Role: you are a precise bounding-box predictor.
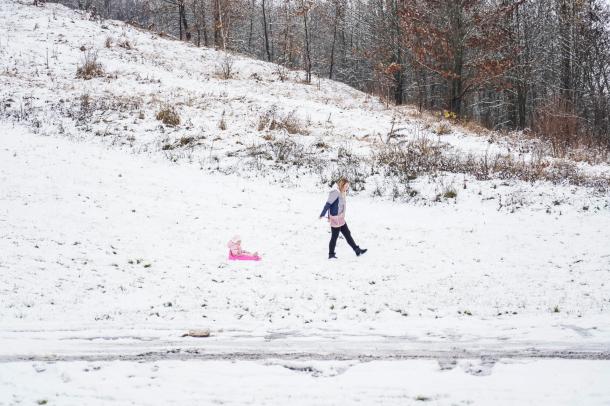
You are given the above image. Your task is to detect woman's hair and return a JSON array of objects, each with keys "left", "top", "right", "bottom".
[{"left": 337, "top": 177, "right": 349, "bottom": 195}]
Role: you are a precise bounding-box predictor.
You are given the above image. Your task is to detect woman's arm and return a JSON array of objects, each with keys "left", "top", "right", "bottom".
[{"left": 319, "top": 189, "right": 339, "bottom": 217}]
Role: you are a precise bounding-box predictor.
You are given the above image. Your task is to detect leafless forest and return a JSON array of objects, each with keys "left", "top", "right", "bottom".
[{"left": 53, "top": 0, "right": 610, "bottom": 149}]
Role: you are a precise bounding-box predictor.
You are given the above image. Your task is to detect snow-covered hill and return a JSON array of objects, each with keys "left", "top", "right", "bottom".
[
  {"left": 1, "top": 2, "right": 610, "bottom": 405},
  {"left": 1, "top": 0, "right": 609, "bottom": 210}
]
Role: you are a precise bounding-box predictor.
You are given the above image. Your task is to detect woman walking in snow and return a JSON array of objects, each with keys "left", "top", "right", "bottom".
[{"left": 319, "top": 177, "right": 367, "bottom": 259}]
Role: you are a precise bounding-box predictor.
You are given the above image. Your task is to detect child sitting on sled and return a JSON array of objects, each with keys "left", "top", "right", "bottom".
[{"left": 227, "top": 235, "right": 261, "bottom": 261}]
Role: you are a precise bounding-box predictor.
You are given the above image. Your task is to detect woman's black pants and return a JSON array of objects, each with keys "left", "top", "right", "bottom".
[{"left": 329, "top": 224, "right": 359, "bottom": 255}]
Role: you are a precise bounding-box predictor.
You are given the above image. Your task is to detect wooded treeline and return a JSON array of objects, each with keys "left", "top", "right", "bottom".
[{"left": 59, "top": 0, "right": 610, "bottom": 144}]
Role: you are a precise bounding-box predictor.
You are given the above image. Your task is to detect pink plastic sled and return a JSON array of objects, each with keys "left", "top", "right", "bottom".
[{"left": 228, "top": 252, "right": 261, "bottom": 261}]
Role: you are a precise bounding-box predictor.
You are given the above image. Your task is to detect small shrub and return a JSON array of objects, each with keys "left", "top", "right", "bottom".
[
  {"left": 117, "top": 36, "right": 132, "bottom": 50},
  {"left": 156, "top": 106, "right": 180, "bottom": 126},
  {"left": 371, "top": 184, "right": 384, "bottom": 197},
  {"left": 77, "top": 92, "right": 95, "bottom": 123},
  {"left": 392, "top": 185, "right": 401, "bottom": 201},
  {"left": 443, "top": 188, "right": 457, "bottom": 199},
  {"left": 245, "top": 143, "right": 273, "bottom": 170},
  {"left": 76, "top": 50, "right": 104, "bottom": 80},
  {"left": 375, "top": 136, "right": 445, "bottom": 181},
  {"left": 179, "top": 136, "right": 194, "bottom": 146},
  {"left": 257, "top": 106, "right": 277, "bottom": 131},
  {"left": 385, "top": 184, "right": 418, "bottom": 201},
  {"left": 314, "top": 139, "right": 329, "bottom": 150},
  {"left": 104, "top": 36, "right": 113, "bottom": 48},
  {"left": 460, "top": 119, "right": 489, "bottom": 136},
  {"left": 276, "top": 110, "right": 306, "bottom": 135},
  {"left": 534, "top": 96, "right": 580, "bottom": 158},
  {"left": 268, "top": 137, "right": 302, "bottom": 163},
  {"left": 274, "top": 64, "right": 289, "bottom": 82},
  {"left": 443, "top": 110, "right": 457, "bottom": 120},
  {"left": 434, "top": 122, "right": 452, "bottom": 135},
  {"left": 258, "top": 113, "right": 271, "bottom": 132},
  {"left": 331, "top": 147, "right": 369, "bottom": 192},
  {"left": 257, "top": 108, "right": 307, "bottom": 135},
  {"left": 217, "top": 54, "right": 235, "bottom": 79},
  {"left": 218, "top": 111, "right": 227, "bottom": 130}
]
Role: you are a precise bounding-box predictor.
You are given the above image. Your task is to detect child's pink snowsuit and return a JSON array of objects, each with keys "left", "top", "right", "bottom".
[{"left": 227, "top": 236, "right": 261, "bottom": 261}]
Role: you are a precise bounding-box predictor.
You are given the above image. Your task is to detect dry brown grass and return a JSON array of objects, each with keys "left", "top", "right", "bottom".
[
  {"left": 161, "top": 136, "right": 203, "bottom": 151},
  {"left": 156, "top": 106, "right": 180, "bottom": 126},
  {"left": 508, "top": 127, "right": 610, "bottom": 166},
  {"left": 218, "top": 113, "right": 227, "bottom": 131},
  {"left": 534, "top": 96, "right": 581, "bottom": 158},
  {"left": 459, "top": 119, "right": 490, "bottom": 136},
  {"left": 434, "top": 122, "right": 452, "bottom": 135},
  {"left": 76, "top": 50, "right": 104, "bottom": 80},
  {"left": 117, "top": 37, "right": 133, "bottom": 50},
  {"left": 257, "top": 109, "right": 308, "bottom": 135},
  {"left": 257, "top": 114, "right": 270, "bottom": 132},
  {"left": 375, "top": 138, "right": 610, "bottom": 189},
  {"left": 529, "top": 96, "right": 609, "bottom": 164}
]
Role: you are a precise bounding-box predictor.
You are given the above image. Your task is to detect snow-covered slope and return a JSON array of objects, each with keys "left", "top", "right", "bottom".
[
  {"left": 2, "top": 121, "right": 610, "bottom": 346},
  {"left": 2, "top": 0, "right": 608, "bottom": 210},
  {"left": 1, "top": 0, "right": 392, "bottom": 156},
  {"left": 1, "top": 2, "right": 610, "bottom": 404}
]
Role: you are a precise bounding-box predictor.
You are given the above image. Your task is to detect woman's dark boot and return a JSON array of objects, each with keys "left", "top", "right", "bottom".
[
  {"left": 356, "top": 248, "right": 367, "bottom": 256},
  {"left": 329, "top": 253, "right": 338, "bottom": 259}
]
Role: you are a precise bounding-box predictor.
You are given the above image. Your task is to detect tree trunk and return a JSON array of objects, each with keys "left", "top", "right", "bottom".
[
  {"left": 391, "top": 0, "right": 403, "bottom": 105},
  {"left": 558, "top": 0, "right": 574, "bottom": 102},
  {"left": 329, "top": 3, "right": 340, "bottom": 79},
  {"left": 262, "top": 0, "right": 272, "bottom": 61},
  {"left": 450, "top": 77, "right": 463, "bottom": 115},
  {"left": 214, "top": 0, "right": 222, "bottom": 49},
  {"left": 180, "top": 3, "right": 189, "bottom": 41},
  {"left": 248, "top": 0, "right": 254, "bottom": 52},
  {"left": 448, "top": 2, "right": 465, "bottom": 115},
  {"left": 302, "top": 3, "right": 312, "bottom": 83},
  {"left": 178, "top": 3, "right": 183, "bottom": 40},
  {"left": 202, "top": 3, "right": 209, "bottom": 47}
]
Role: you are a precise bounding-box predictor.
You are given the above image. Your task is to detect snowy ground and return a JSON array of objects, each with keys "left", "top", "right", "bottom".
[
  {"left": 2, "top": 122, "right": 610, "bottom": 337},
  {"left": 2, "top": 124, "right": 610, "bottom": 404},
  {"left": 4, "top": 359, "right": 610, "bottom": 406},
  {"left": 2, "top": 1, "right": 610, "bottom": 404}
]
